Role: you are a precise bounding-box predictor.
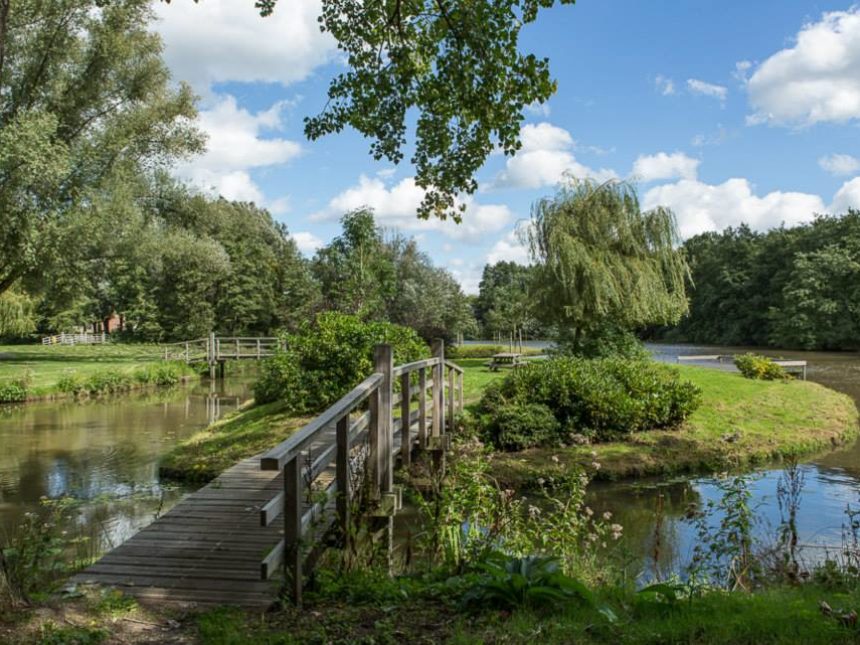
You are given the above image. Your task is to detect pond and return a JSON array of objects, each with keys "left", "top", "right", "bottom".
[
  {"left": 586, "top": 342, "right": 860, "bottom": 580},
  {"left": 0, "top": 377, "right": 252, "bottom": 550}
]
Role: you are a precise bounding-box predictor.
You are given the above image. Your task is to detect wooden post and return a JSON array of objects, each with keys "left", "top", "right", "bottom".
[
  {"left": 257, "top": 338, "right": 262, "bottom": 359},
  {"left": 447, "top": 364, "right": 455, "bottom": 432},
  {"left": 399, "top": 372, "right": 411, "bottom": 466},
  {"left": 458, "top": 371, "right": 464, "bottom": 414},
  {"left": 335, "top": 416, "right": 351, "bottom": 541},
  {"left": 284, "top": 455, "right": 303, "bottom": 604},
  {"left": 373, "top": 344, "right": 394, "bottom": 494},
  {"left": 431, "top": 340, "right": 445, "bottom": 438},
  {"left": 185, "top": 342, "right": 190, "bottom": 363},
  {"left": 418, "top": 367, "right": 427, "bottom": 448}
]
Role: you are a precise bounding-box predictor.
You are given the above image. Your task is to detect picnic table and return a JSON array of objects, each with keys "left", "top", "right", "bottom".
[{"left": 487, "top": 352, "right": 524, "bottom": 371}]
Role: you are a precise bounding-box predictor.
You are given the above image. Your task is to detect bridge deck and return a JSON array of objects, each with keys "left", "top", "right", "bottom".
[{"left": 73, "top": 457, "right": 287, "bottom": 608}]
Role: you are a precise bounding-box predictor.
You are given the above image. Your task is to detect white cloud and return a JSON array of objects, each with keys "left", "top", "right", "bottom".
[
  {"left": 687, "top": 79, "right": 728, "bottom": 101},
  {"left": 175, "top": 95, "right": 299, "bottom": 211},
  {"left": 832, "top": 177, "right": 860, "bottom": 213},
  {"left": 819, "top": 154, "right": 860, "bottom": 176},
  {"left": 525, "top": 101, "right": 551, "bottom": 117},
  {"left": 486, "top": 229, "right": 530, "bottom": 265},
  {"left": 314, "top": 175, "right": 514, "bottom": 242},
  {"left": 746, "top": 8, "right": 860, "bottom": 125},
  {"left": 655, "top": 75, "right": 675, "bottom": 96},
  {"left": 291, "top": 231, "right": 324, "bottom": 254},
  {"left": 643, "top": 178, "right": 827, "bottom": 238},
  {"left": 493, "top": 122, "right": 616, "bottom": 189},
  {"left": 631, "top": 152, "right": 700, "bottom": 182},
  {"left": 153, "top": 0, "right": 336, "bottom": 94}
]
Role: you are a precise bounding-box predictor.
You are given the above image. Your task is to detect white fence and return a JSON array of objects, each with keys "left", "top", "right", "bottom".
[{"left": 41, "top": 332, "right": 107, "bottom": 346}]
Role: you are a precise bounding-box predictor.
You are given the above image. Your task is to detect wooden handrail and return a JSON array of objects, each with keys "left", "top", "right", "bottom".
[
  {"left": 260, "top": 372, "right": 384, "bottom": 471},
  {"left": 258, "top": 341, "right": 464, "bottom": 603},
  {"left": 392, "top": 356, "right": 441, "bottom": 377}
]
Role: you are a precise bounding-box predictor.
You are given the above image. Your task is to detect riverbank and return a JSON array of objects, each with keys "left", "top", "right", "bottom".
[
  {"left": 156, "top": 358, "right": 859, "bottom": 487},
  {"left": 0, "top": 343, "right": 197, "bottom": 402},
  {"left": 158, "top": 400, "right": 309, "bottom": 482},
  {"left": 490, "top": 364, "right": 860, "bottom": 485}
]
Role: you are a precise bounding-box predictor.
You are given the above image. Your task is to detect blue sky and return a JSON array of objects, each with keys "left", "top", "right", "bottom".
[{"left": 153, "top": 0, "right": 860, "bottom": 292}]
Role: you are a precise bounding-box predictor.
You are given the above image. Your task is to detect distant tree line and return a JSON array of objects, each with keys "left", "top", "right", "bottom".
[{"left": 660, "top": 210, "right": 860, "bottom": 351}]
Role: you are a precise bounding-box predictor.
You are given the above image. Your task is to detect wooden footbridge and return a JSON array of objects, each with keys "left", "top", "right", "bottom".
[
  {"left": 74, "top": 341, "right": 464, "bottom": 608},
  {"left": 163, "top": 333, "right": 282, "bottom": 378}
]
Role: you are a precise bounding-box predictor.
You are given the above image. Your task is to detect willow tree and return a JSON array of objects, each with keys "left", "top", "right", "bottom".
[{"left": 528, "top": 180, "right": 690, "bottom": 354}]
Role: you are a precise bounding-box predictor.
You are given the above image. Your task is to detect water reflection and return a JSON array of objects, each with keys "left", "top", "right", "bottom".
[
  {"left": 585, "top": 343, "right": 860, "bottom": 579},
  {"left": 0, "top": 377, "right": 252, "bottom": 548}
]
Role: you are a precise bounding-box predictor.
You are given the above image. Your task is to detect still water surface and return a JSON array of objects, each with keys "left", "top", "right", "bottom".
[
  {"left": 591, "top": 343, "right": 860, "bottom": 578},
  {"left": 4, "top": 343, "right": 860, "bottom": 577},
  {"left": 0, "top": 378, "right": 251, "bottom": 548}
]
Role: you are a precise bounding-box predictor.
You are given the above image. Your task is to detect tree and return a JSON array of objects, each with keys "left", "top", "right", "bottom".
[
  {"left": 528, "top": 180, "right": 689, "bottom": 353},
  {"left": 385, "top": 235, "right": 476, "bottom": 342},
  {"left": 0, "top": 0, "right": 202, "bottom": 297},
  {"left": 474, "top": 261, "right": 542, "bottom": 339},
  {"left": 171, "top": 0, "right": 574, "bottom": 223},
  {"left": 312, "top": 210, "right": 397, "bottom": 319}
]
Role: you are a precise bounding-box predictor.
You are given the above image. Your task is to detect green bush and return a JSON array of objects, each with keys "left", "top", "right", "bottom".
[
  {"left": 479, "top": 357, "right": 701, "bottom": 445},
  {"left": 486, "top": 403, "right": 560, "bottom": 451},
  {"left": 254, "top": 312, "right": 429, "bottom": 412},
  {"left": 0, "top": 377, "right": 28, "bottom": 403},
  {"left": 733, "top": 353, "right": 787, "bottom": 380}
]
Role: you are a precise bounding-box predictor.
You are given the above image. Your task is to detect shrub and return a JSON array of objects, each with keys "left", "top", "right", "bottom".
[
  {"left": 479, "top": 357, "right": 701, "bottom": 445},
  {"left": 485, "top": 403, "right": 560, "bottom": 451},
  {"left": 0, "top": 378, "right": 28, "bottom": 403},
  {"left": 255, "top": 312, "right": 429, "bottom": 411},
  {"left": 734, "top": 353, "right": 787, "bottom": 380}
]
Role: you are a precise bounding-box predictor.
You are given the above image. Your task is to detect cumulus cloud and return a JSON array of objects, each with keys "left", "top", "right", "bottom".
[
  {"left": 291, "top": 231, "right": 324, "bottom": 255},
  {"left": 492, "top": 122, "right": 616, "bottom": 189},
  {"left": 174, "top": 95, "right": 300, "bottom": 212},
  {"left": 314, "top": 175, "right": 514, "bottom": 241},
  {"left": 746, "top": 8, "right": 860, "bottom": 125},
  {"left": 631, "top": 152, "right": 700, "bottom": 182},
  {"left": 687, "top": 79, "right": 728, "bottom": 101},
  {"left": 643, "top": 176, "right": 860, "bottom": 238},
  {"left": 654, "top": 75, "right": 676, "bottom": 96},
  {"left": 643, "top": 179, "right": 824, "bottom": 238},
  {"left": 819, "top": 154, "right": 860, "bottom": 176},
  {"left": 153, "top": 0, "right": 336, "bottom": 93},
  {"left": 486, "top": 229, "right": 531, "bottom": 265},
  {"left": 832, "top": 177, "right": 860, "bottom": 213}
]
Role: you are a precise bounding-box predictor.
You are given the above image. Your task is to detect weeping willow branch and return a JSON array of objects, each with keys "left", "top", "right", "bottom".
[{"left": 528, "top": 179, "right": 690, "bottom": 345}]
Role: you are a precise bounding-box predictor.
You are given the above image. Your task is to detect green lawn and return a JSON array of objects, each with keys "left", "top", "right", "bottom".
[
  {"left": 0, "top": 343, "right": 181, "bottom": 398},
  {"left": 490, "top": 363, "right": 860, "bottom": 483}
]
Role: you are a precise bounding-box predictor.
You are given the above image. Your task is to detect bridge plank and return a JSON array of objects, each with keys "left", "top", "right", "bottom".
[{"left": 72, "top": 454, "right": 283, "bottom": 609}]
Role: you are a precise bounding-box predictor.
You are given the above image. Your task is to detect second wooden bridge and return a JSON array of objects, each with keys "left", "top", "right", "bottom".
[
  {"left": 163, "top": 333, "right": 282, "bottom": 378},
  {"left": 75, "top": 341, "right": 464, "bottom": 607}
]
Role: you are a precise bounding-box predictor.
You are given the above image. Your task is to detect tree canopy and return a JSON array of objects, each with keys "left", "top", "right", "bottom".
[
  {"left": 667, "top": 210, "right": 860, "bottom": 350},
  {"left": 0, "top": 0, "right": 202, "bottom": 298},
  {"left": 528, "top": 180, "right": 689, "bottom": 352},
  {"left": 171, "top": 0, "right": 575, "bottom": 223}
]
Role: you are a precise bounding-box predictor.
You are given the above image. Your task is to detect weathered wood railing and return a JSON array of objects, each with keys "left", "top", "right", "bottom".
[
  {"left": 258, "top": 340, "right": 464, "bottom": 603},
  {"left": 163, "top": 333, "right": 281, "bottom": 376}
]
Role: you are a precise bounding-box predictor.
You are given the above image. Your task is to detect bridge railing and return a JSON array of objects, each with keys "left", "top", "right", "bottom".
[
  {"left": 162, "top": 335, "right": 281, "bottom": 363},
  {"left": 258, "top": 340, "right": 464, "bottom": 603}
]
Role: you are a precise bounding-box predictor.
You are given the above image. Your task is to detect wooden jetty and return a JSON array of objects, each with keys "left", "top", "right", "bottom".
[
  {"left": 677, "top": 353, "right": 808, "bottom": 380},
  {"left": 74, "top": 341, "right": 464, "bottom": 608}
]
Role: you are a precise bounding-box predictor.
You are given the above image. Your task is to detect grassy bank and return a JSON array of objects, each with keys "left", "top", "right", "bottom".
[
  {"left": 5, "top": 579, "right": 860, "bottom": 644},
  {"left": 159, "top": 400, "right": 309, "bottom": 482},
  {"left": 488, "top": 364, "right": 860, "bottom": 484},
  {"left": 158, "top": 357, "right": 860, "bottom": 484},
  {"left": 0, "top": 343, "right": 196, "bottom": 402}
]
